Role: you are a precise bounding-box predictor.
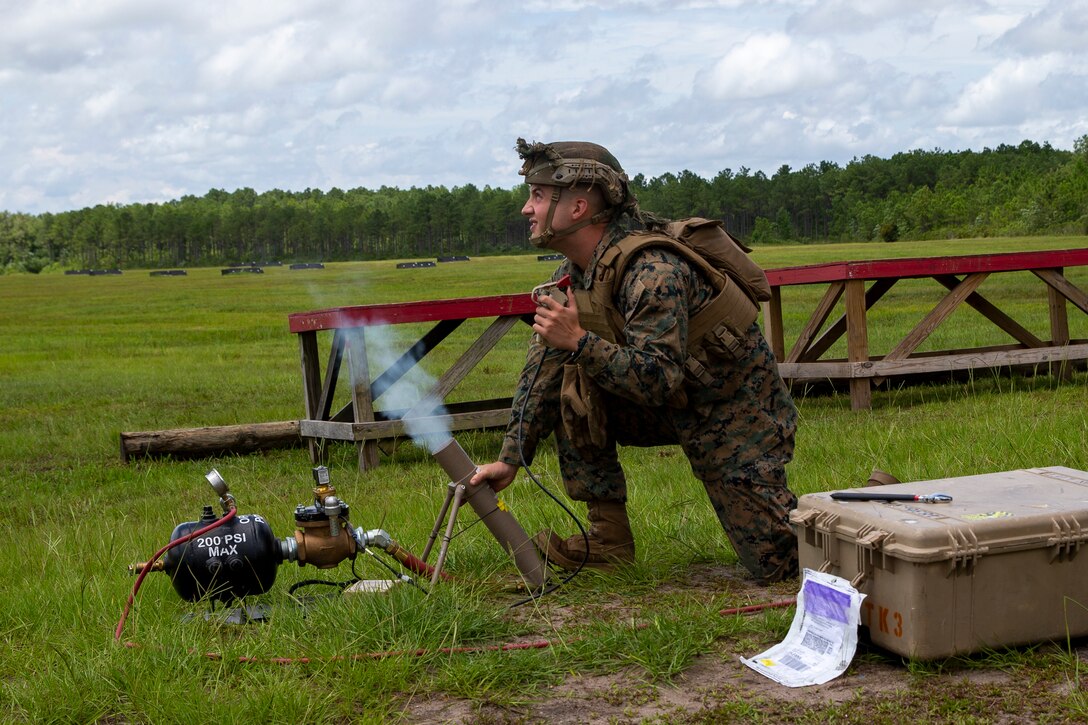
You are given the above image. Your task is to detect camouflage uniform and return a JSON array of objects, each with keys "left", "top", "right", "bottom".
[{"left": 500, "top": 223, "right": 799, "bottom": 581}]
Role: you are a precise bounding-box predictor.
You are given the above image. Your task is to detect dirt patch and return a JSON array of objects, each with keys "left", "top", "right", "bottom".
[
  {"left": 401, "top": 564, "right": 1087, "bottom": 724},
  {"left": 404, "top": 650, "right": 928, "bottom": 723},
  {"left": 408, "top": 644, "right": 1086, "bottom": 724}
]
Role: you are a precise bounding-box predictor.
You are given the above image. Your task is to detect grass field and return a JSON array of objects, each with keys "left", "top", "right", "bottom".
[{"left": 2, "top": 235, "right": 1088, "bottom": 723}]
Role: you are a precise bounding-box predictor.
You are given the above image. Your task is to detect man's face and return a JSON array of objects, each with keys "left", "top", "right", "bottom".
[{"left": 522, "top": 184, "right": 556, "bottom": 239}]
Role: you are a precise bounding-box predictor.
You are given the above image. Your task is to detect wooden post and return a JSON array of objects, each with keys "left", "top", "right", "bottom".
[
  {"left": 763, "top": 289, "right": 785, "bottom": 361},
  {"left": 1046, "top": 267, "right": 1072, "bottom": 380},
  {"left": 345, "top": 329, "right": 380, "bottom": 471},
  {"left": 1047, "top": 267, "right": 1071, "bottom": 346},
  {"left": 844, "top": 279, "right": 871, "bottom": 410},
  {"left": 298, "top": 331, "right": 323, "bottom": 463}
]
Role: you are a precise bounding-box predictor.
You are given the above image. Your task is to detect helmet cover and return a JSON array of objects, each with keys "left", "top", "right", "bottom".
[{"left": 515, "top": 138, "right": 635, "bottom": 211}]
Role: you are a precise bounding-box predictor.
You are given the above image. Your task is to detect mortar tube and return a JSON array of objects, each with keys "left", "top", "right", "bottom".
[{"left": 431, "top": 438, "right": 546, "bottom": 589}]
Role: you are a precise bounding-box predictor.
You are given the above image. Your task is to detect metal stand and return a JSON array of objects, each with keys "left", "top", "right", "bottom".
[{"left": 421, "top": 481, "right": 468, "bottom": 586}]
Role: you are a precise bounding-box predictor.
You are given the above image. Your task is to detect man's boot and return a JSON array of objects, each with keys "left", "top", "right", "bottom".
[{"left": 533, "top": 500, "right": 635, "bottom": 571}]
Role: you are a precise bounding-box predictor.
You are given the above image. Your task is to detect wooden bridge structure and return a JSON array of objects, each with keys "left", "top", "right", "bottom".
[{"left": 287, "top": 248, "right": 1088, "bottom": 470}]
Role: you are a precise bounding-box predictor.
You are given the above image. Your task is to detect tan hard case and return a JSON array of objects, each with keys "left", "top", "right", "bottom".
[{"left": 790, "top": 466, "right": 1088, "bottom": 660}]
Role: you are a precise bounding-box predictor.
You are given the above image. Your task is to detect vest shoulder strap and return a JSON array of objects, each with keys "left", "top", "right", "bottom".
[{"left": 585, "top": 232, "right": 756, "bottom": 352}]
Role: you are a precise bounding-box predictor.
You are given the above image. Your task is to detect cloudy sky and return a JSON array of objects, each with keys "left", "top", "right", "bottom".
[{"left": 3, "top": 0, "right": 1086, "bottom": 215}]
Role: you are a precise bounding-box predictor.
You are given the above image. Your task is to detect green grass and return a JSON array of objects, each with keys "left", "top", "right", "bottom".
[{"left": 2, "top": 237, "right": 1088, "bottom": 722}]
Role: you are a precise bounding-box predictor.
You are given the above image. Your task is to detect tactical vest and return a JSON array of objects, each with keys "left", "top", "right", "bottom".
[{"left": 572, "top": 219, "right": 769, "bottom": 386}]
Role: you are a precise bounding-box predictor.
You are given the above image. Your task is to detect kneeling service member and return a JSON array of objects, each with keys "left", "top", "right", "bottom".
[{"left": 471, "top": 138, "right": 798, "bottom": 583}]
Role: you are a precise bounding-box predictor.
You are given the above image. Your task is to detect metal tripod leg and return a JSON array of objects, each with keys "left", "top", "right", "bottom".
[
  {"left": 422, "top": 481, "right": 458, "bottom": 563},
  {"left": 424, "top": 482, "right": 467, "bottom": 586}
]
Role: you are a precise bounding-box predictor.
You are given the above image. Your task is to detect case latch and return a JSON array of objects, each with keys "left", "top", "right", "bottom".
[
  {"left": 945, "top": 529, "right": 984, "bottom": 576},
  {"left": 791, "top": 508, "right": 840, "bottom": 571},
  {"left": 855, "top": 525, "right": 892, "bottom": 580},
  {"left": 1048, "top": 515, "right": 1088, "bottom": 562}
]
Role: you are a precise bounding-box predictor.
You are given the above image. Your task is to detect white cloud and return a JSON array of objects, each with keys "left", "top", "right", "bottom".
[
  {"left": 82, "top": 86, "right": 127, "bottom": 119},
  {"left": 200, "top": 25, "right": 315, "bottom": 90},
  {"left": 0, "top": 0, "right": 1082, "bottom": 215},
  {"left": 786, "top": 0, "right": 951, "bottom": 35},
  {"left": 994, "top": 0, "right": 1088, "bottom": 54},
  {"left": 698, "top": 32, "right": 845, "bottom": 100},
  {"left": 946, "top": 54, "right": 1066, "bottom": 125}
]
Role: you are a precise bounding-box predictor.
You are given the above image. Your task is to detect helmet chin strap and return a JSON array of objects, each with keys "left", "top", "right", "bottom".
[{"left": 529, "top": 187, "right": 612, "bottom": 249}]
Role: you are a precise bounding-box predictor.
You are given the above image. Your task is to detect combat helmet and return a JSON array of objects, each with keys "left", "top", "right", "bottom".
[{"left": 516, "top": 137, "right": 638, "bottom": 248}]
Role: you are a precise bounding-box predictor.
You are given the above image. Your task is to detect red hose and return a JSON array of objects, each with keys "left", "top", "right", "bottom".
[
  {"left": 193, "top": 599, "right": 798, "bottom": 664},
  {"left": 387, "top": 543, "right": 452, "bottom": 581},
  {"left": 719, "top": 598, "right": 796, "bottom": 616},
  {"left": 231, "top": 639, "right": 555, "bottom": 664},
  {"left": 114, "top": 507, "right": 238, "bottom": 642},
  {"left": 193, "top": 598, "right": 797, "bottom": 664}
]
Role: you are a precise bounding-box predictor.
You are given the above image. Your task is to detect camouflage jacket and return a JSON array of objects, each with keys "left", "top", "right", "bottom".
[{"left": 499, "top": 223, "right": 793, "bottom": 468}]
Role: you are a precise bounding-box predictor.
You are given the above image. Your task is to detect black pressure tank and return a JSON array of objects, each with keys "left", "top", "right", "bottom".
[{"left": 162, "top": 506, "right": 282, "bottom": 602}]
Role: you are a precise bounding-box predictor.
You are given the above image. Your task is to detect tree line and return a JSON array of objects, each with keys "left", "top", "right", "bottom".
[{"left": 2, "top": 137, "right": 1086, "bottom": 273}]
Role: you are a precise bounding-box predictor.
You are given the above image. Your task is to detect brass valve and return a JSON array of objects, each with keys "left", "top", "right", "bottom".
[
  {"left": 290, "top": 519, "right": 357, "bottom": 569},
  {"left": 285, "top": 466, "right": 357, "bottom": 569}
]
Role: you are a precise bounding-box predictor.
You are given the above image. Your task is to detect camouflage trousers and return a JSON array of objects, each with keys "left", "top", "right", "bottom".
[{"left": 553, "top": 393, "right": 798, "bottom": 582}]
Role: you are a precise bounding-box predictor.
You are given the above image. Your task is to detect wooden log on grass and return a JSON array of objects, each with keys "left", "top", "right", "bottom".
[{"left": 120, "top": 421, "right": 303, "bottom": 462}]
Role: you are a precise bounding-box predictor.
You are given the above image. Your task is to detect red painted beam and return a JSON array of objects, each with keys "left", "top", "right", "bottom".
[
  {"left": 289, "top": 247, "right": 1088, "bottom": 333},
  {"left": 766, "top": 248, "right": 1088, "bottom": 287},
  {"left": 288, "top": 293, "right": 537, "bottom": 333}
]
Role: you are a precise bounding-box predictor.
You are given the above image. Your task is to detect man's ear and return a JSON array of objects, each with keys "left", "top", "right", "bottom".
[{"left": 569, "top": 195, "right": 591, "bottom": 221}]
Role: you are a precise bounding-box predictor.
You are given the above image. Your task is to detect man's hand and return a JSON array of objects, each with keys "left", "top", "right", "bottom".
[
  {"left": 470, "top": 461, "right": 518, "bottom": 493},
  {"left": 533, "top": 288, "right": 584, "bottom": 351}
]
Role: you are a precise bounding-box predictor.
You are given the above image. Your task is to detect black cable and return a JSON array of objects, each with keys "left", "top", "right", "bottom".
[
  {"left": 288, "top": 578, "right": 352, "bottom": 596},
  {"left": 360, "top": 547, "right": 430, "bottom": 595},
  {"left": 507, "top": 346, "right": 590, "bottom": 608},
  {"left": 342, "top": 519, "right": 431, "bottom": 595},
  {"left": 285, "top": 554, "right": 429, "bottom": 604}
]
